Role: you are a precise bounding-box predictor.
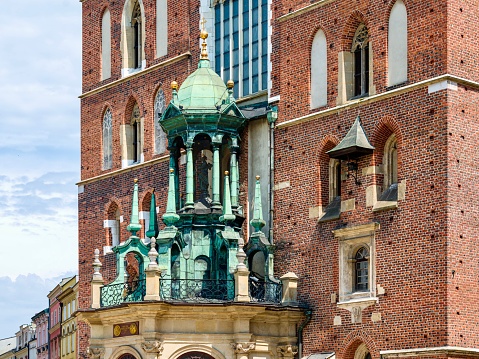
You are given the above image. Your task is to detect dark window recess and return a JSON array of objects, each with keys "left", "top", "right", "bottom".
[{"left": 354, "top": 247, "right": 369, "bottom": 291}]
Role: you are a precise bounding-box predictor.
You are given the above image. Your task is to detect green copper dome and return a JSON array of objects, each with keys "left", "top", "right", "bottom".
[{"left": 177, "top": 59, "right": 228, "bottom": 110}]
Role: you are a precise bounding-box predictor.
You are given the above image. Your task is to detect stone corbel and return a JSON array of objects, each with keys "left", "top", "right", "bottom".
[
  {"left": 231, "top": 342, "right": 255, "bottom": 354},
  {"left": 86, "top": 347, "right": 105, "bottom": 359},
  {"left": 141, "top": 341, "right": 164, "bottom": 359},
  {"left": 277, "top": 345, "right": 298, "bottom": 358}
]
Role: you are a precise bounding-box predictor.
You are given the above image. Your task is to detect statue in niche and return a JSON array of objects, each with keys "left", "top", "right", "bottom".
[{"left": 198, "top": 155, "right": 212, "bottom": 199}]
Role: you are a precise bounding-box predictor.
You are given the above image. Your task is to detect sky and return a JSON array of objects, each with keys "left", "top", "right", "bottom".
[{"left": 0, "top": 0, "right": 81, "bottom": 338}]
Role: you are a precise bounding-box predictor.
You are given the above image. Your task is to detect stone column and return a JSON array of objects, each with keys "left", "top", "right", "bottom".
[
  {"left": 212, "top": 143, "right": 221, "bottom": 207},
  {"left": 185, "top": 143, "right": 194, "bottom": 208},
  {"left": 168, "top": 147, "right": 180, "bottom": 210},
  {"left": 230, "top": 141, "right": 239, "bottom": 208}
]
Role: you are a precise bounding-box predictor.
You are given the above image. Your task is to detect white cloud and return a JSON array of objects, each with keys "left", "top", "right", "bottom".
[
  {"left": 0, "top": 0, "right": 81, "bottom": 335},
  {"left": 0, "top": 272, "right": 76, "bottom": 339}
]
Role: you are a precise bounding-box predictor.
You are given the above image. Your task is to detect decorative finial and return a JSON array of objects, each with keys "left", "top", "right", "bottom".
[
  {"left": 200, "top": 18, "right": 209, "bottom": 60},
  {"left": 170, "top": 168, "right": 174, "bottom": 173},
  {"left": 126, "top": 179, "right": 142, "bottom": 236},
  {"left": 220, "top": 171, "right": 235, "bottom": 223},
  {"left": 250, "top": 175, "right": 265, "bottom": 233},
  {"left": 171, "top": 81, "right": 178, "bottom": 90},
  {"left": 227, "top": 80, "right": 234, "bottom": 89},
  {"left": 92, "top": 249, "right": 103, "bottom": 281}
]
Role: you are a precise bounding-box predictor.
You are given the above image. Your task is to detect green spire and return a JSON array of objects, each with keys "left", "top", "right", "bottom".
[
  {"left": 250, "top": 175, "right": 265, "bottom": 233},
  {"left": 127, "top": 179, "right": 142, "bottom": 236},
  {"left": 162, "top": 168, "right": 180, "bottom": 227},
  {"left": 220, "top": 171, "right": 235, "bottom": 223},
  {"left": 145, "top": 190, "right": 159, "bottom": 238}
]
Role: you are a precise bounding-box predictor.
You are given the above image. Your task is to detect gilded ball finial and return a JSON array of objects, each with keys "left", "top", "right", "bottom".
[
  {"left": 256, "top": 175, "right": 260, "bottom": 180},
  {"left": 200, "top": 29, "right": 208, "bottom": 40},
  {"left": 171, "top": 81, "right": 178, "bottom": 90},
  {"left": 227, "top": 80, "right": 234, "bottom": 89},
  {"left": 134, "top": 178, "right": 138, "bottom": 183},
  {"left": 225, "top": 171, "right": 229, "bottom": 176},
  {"left": 170, "top": 168, "right": 174, "bottom": 173}
]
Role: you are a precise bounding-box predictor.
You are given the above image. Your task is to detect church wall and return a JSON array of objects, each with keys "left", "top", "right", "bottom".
[
  {"left": 445, "top": 85, "right": 479, "bottom": 348},
  {"left": 272, "top": 86, "right": 451, "bottom": 357},
  {"left": 270, "top": 0, "right": 449, "bottom": 118}
]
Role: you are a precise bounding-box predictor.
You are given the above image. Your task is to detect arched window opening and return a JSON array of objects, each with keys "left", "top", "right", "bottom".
[
  {"left": 140, "top": 192, "right": 153, "bottom": 240},
  {"left": 352, "top": 24, "right": 369, "bottom": 98},
  {"left": 121, "top": 0, "right": 145, "bottom": 76},
  {"left": 354, "top": 246, "right": 369, "bottom": 292},
  {"left": 329, "top": 158, "right": 341, "bottom": 202},
  {"left": 132, "top": 1, "right": 142, "bottom": 69},
  {"left": 105, "top": 203, "right": 121, "bottom": 253},
  {"left": 384, "top": 134, "right": 398, "bottom": 188},
  {"left": 311, "top": 29, "right": 327, "bottom": 108},
  {"left": 388, "top": 0, "right": 408, "bottom": 86},
  {"left": 124, "top": 252, "right": 142, "bottom": 293},
  {"left": 177, "top": 352, "right": 215, "bottom": 359},
  {"left": 101, "top": 9, "right": 111, "bottom": 80},
  {"left": 194, "top": 256, "right": 211, "bottom": 280},
  {"left": 249, "top": 251, "right": 265, "bottom": 279},
  {"left": 122, "top": 103, "right": 143, "bottom": 167},
  {"left": 154, "top": 88, "right": 167, "bottom": 154},
  {"left": 102, "top": 109, "right": 113, "bottom": 170}
]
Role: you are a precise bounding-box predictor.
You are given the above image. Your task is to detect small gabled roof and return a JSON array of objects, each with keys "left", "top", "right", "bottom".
[{"left": 327, "top": 115, "right": 374, "bottom": 159}]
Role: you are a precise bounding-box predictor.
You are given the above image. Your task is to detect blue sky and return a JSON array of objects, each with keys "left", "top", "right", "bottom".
[{"left": 0, "top": 0, "right": 81, "bottom": 338}]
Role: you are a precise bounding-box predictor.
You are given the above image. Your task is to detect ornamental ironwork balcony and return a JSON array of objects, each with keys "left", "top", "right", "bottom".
[
  {"left": 160, "top": 278, "right": 235, "bottom": 303},
  {"left": 100, "top": 277, "right": 146, "bottom": 307},
  {"left": 249, "top": 278, "right": 283, "bottom": 303}
]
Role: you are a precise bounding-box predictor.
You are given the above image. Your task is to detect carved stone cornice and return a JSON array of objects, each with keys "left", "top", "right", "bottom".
[
  {"left": 231, "top": 342, "right": 255, "bottom": 354},
  {"left": 277, "top": 345, "right": 298, "bottom": 357},
  {"left": 86, "top": 347, "right": 105, "bottom": 359}
]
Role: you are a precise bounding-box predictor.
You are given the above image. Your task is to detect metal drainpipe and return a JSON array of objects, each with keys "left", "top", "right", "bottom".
[
  {"left": 298, "top": 309, "right": 313, "bottom": 359},
  {"left": 267, "top": 106, "right": 278, "bottom": 244}
]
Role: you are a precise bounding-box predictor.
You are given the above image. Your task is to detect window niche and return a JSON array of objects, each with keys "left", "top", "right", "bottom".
[
  {"left": 102, "top": 108, "right": 113, "bottom": 170},
  {"left": 121, "top": 0, "right": 146, "bottom": 77},
  {"left": 333, "top": 222, "right": 379, "bottom": 305},
  {"left": 154, "top": 88, "right": 167, "bottom": 154},
  {"left": 101, "top": 9, "right": 111, "bottom": 80},
  {"left": 388, "top": 0, "right": 408, "bottom": 86},
  {"left": 372, "top": 133, "right": 404, "bottom": 211},
  {"left": 121, "top": 103, "right": 144, "bottom": 168},
  {"left": 337, "top": 24, "right": 375, "bottom": 104}
]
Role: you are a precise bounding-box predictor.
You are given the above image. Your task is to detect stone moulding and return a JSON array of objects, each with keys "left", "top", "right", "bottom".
[
  {"left": 380, "top": 347, "right": 479, "bottom": 358},
  {"left": 276, "top": 75, "right": 479, "bottom": 129}
]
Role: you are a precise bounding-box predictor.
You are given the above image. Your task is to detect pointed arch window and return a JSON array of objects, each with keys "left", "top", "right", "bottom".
[
  {"left": 102, "top": 109, "right": 113, "bottom": 170},
  {"left": 122, "top": 103, "right": 143, "bottom": 167},
  {"left": 121, "top": 0, "right": 145, "bottom": 76},
  {"left": 154, "top": 88, "right": 167, "bottom": 154},
  {"left": 352, "top": 24, "right": 369, "bottom": 98},
  {"left": 101, "top": 9, "right": 111, "bottom": 80},
  {"left": 311, "top": 29, "right": 327, "bottom": 108},
  {"left": 354, "top": 247, "right": 369, "bottom": 292},
  {"left": 388, "top": 0, "right": 408, "bottom": 86},
  {"left": 132, "top": 2, "right": 142, "bottom": 69}
]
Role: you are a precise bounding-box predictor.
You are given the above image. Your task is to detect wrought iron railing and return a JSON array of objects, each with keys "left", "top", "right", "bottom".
[
  {"left": 249, "top": 279, "right": 283, "bottom": 303},
  {"left": 100, "top": 278, "right": 146, "bottom": 307},
  {"left": 160, "top": 278, "right": 235, "bottom": 302}
]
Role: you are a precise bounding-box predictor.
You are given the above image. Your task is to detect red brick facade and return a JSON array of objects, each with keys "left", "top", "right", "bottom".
[{"left": 78, "top": 0, "right": 479, "bottom": 359}]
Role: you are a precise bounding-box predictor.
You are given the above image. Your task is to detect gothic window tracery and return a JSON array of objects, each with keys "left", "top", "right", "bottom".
[
  {"left": 103, "top": 109, "right": 113, "bottom": 170},
  {"left": 352, "top": 24, "right": 369, "bottom": 98},
  {"left": 154, "top": 88, "right": 167, "bottom": 154}
]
